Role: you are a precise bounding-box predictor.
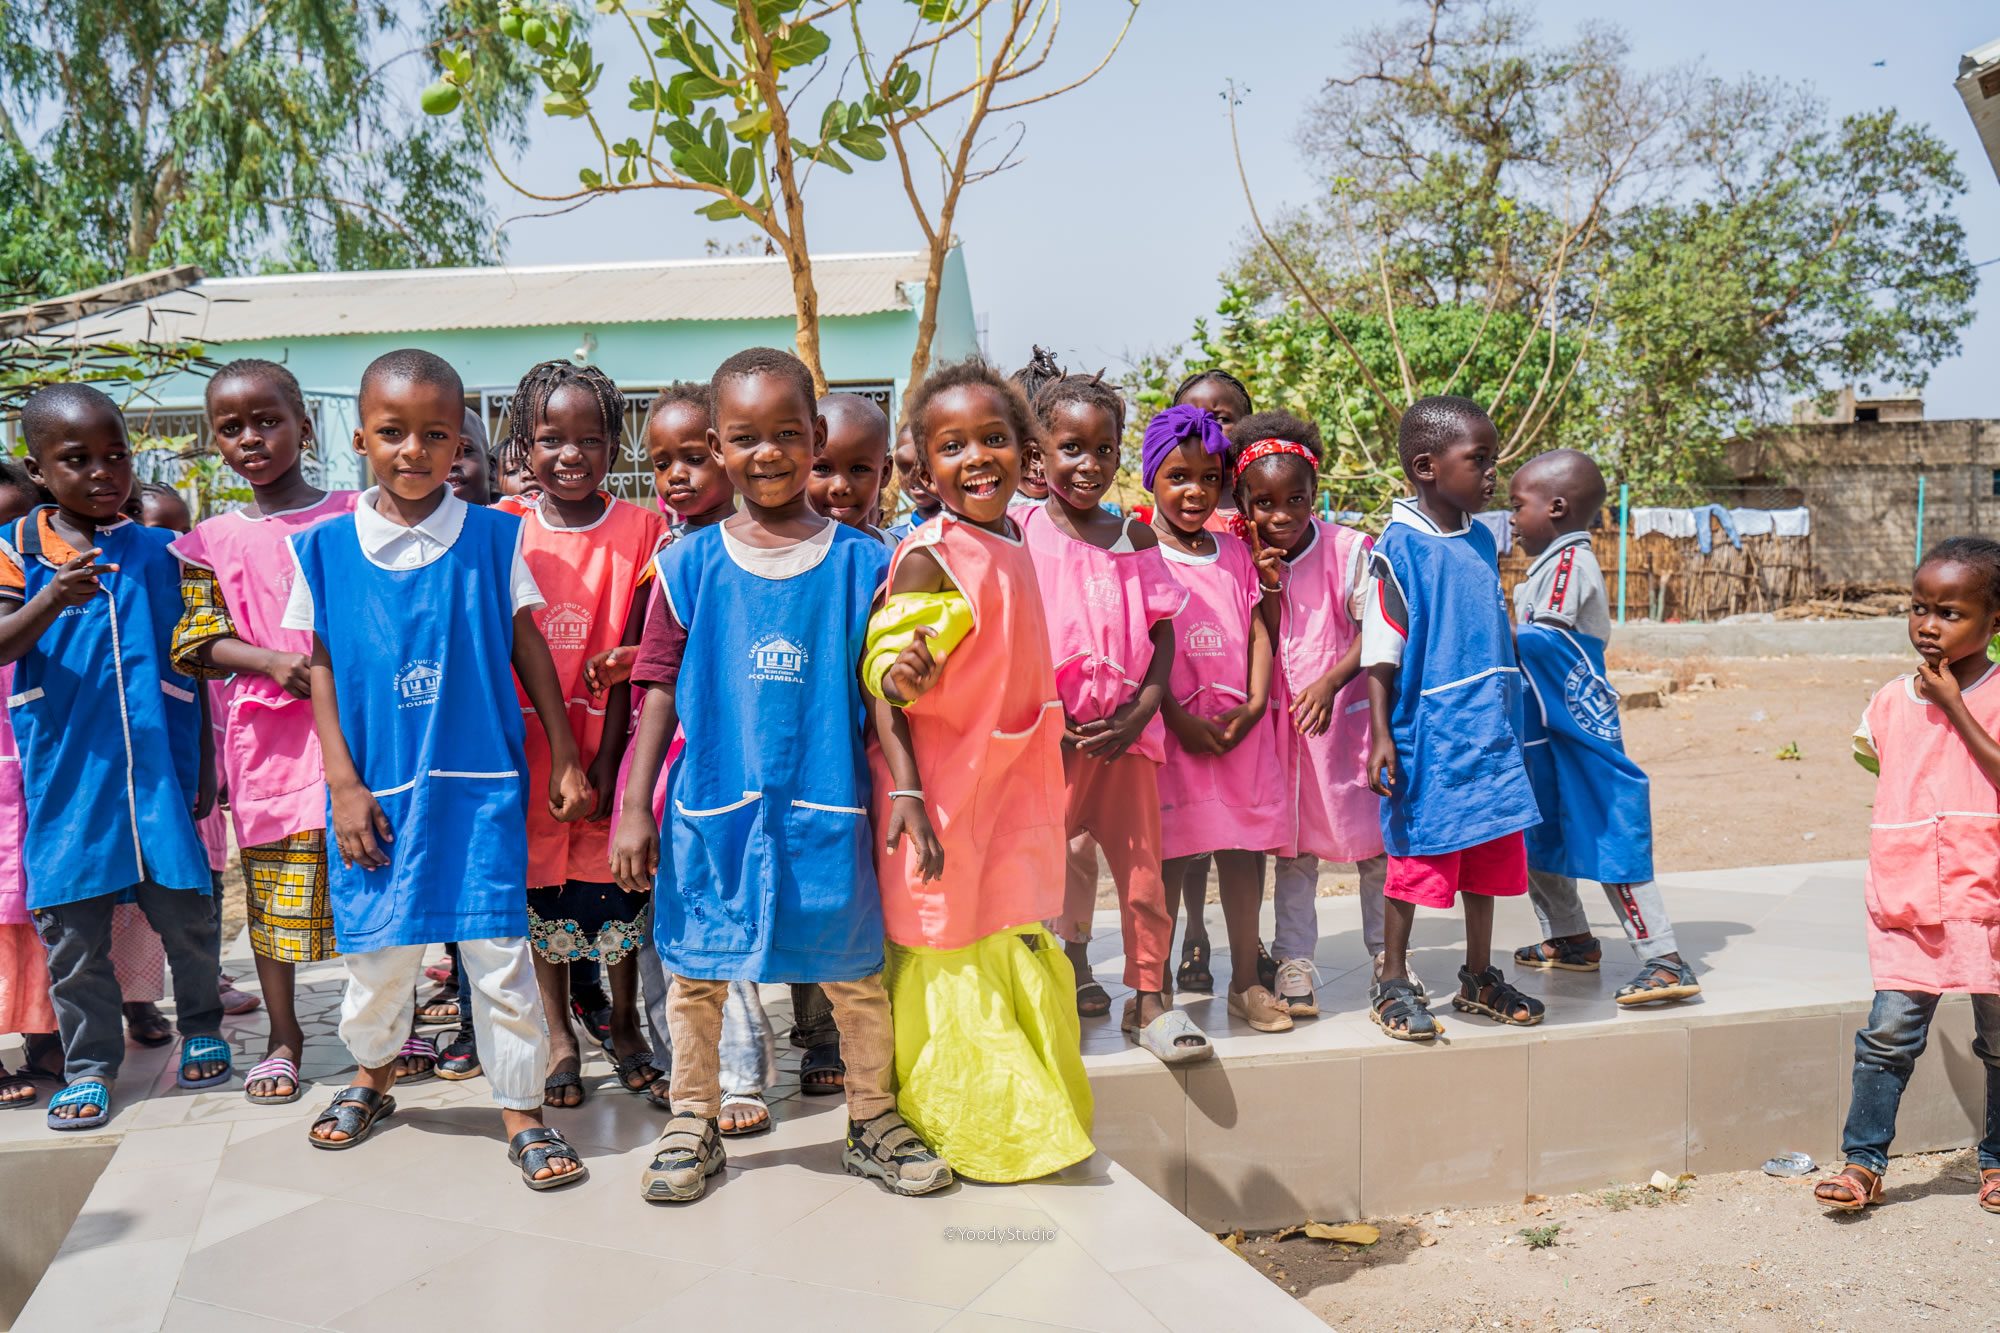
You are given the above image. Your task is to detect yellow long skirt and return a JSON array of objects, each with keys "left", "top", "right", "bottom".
[{"left": 887, "top": 923, "right": 1096, "bottom": 1183}]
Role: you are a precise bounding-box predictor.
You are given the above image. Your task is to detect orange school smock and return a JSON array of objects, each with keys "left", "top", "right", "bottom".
[
  {"left": 869, "top": 514, "right": 1067, "bottom": 950},
  {"left": 500, "top": 493, "right": 667, "bottom": 887}
]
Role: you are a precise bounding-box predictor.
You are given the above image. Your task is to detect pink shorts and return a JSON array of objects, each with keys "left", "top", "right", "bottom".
[{"left": 1384, "top": 832, "right": 1527, "bottom": 908}]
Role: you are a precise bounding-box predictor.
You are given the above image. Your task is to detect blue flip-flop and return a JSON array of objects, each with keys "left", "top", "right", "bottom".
[
  {"left": 46, "top": 1080, "right": 109, "bottom": 1131},
  {"left": 177, "top": 1035, "right": 235, "bottom": 1090}
]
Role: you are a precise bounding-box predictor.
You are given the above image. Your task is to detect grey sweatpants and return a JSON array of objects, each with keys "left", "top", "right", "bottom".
[
  {"left": 1527, "top": 869, "right": 1678, "bottom": 961},
  {"left": 1273, "top": 854, "right": 1390, "bottom": 962}
]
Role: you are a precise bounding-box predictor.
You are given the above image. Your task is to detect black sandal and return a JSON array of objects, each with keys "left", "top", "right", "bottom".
[
  {"left": 1513, "top": 936, "right": 1602, "bottom": 972},
  {"left": 507, "top": 1125, "right": 589, "bottom": 1191},
  {"left": 1075, "top": 979, "right": 1112, "bottom": 1019},
  {"left": 124, "top": 1002, "right": 174, "bottom": 1048},
  {"left": 543, "top": 1068, "right": 586, "bottom": 1108},
  {"left": 1614, "top": 958, "right": 1701, "bottom": 1007},
  {"left": 1451, "top": 965, "right": 1544, "bottom": 1026},
  {"left": 307, "top": 1087, "right": 396, "bottom": 1150},
  {"left": 800, "top": 1040, "right": 845, "bottom": 1096},
  {"left": 1176, "top": 938, "right": 1215, "bottom": 994},
  {"left": 1370, "top": 978, "right": 1439, "bottom": 1042},
  {"left": 613, "top": 1050, "right": 662, "bottom": 1095}
]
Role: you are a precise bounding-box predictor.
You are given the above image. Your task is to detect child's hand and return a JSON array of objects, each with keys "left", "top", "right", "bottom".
[
  {"left": 1915, "top": 653, "right": 1965, "bottom": 712},
  {"left": 329, "top": 782, "right": 393, "bottom": 870},
  {"left": 1164, "top": 703, "right": 1226, "bottom": 757},
  {"left": 1366, "top": 732, "right": 1399, "bottom": 798},
  {"left": 881, "top": 627, "right": 942, "bottom": 704},
  {"left": 549, "top": 761, "right": 595, "bottom": 823},
  {"left": 1213, "top": 701, "right": 1263, "bottom": 751},
  {"left": 262, "top": 650, "right": 312, "bottom": 699},
  {"left": 884, "top": 794, "right": 944, "bottom": 881},
  {"left": 1247, "top": 523, "right": 1284, "bottom": 594},
  {"left": 585, "top": 748, "right": 621, "bottom": 822},
  {"left": 1290, "top": 673, "right": 1340, "bottom": 737},
  {"left": 46, "top": 549, "right": 115, "bottom": 608},
  {"left": 1076, "top": 699, "right": 1151, "bottom": 762},
  {"left": 584, "top": 646, "right": 633, "bottom": 695},
  {"left": 610, "top": 821, "right": 659, "bottom": 893}
]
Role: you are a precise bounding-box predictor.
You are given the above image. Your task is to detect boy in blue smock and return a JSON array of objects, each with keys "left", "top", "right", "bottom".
[
  {"left": 1506, "top": 449, "right": 1699, "bottom": 1006},
  {"left": 1362, "top": 395, "right": 1546, "bottom": 1042},
  {"left": 282, "top": 349, "right": 595, "bottom": 1191},
  {"left": 0, "top": 384, "right": 229, "bottom": 1129},
  {"left": 612, "top": 347, "right": 950, "bottom": 1204}
]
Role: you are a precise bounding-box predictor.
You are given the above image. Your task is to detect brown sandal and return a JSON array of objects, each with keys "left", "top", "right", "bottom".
[
  {"left": 1980, "top": 1169, "right": 2000, "bottom": 1214},
  {"left": 1813, "top": 1163, "right": 1882, "bottom": 1212}
]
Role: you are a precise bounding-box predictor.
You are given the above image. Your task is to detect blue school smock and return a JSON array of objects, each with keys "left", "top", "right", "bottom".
[
  {"left": 1369, "top": 504, "right": 1539, "bottom": 857},
  {"left": 5, "top": 510, "right": 209, "bottom": 906},
  {"left": 290, "top": 504, "right": 529, "bottom": 952},
  {"left": 1516, "top": 623, "right": 1654, "bottom": 884},
  {"left": 652, "top": 522, "right": 889, "bottom": 984}
]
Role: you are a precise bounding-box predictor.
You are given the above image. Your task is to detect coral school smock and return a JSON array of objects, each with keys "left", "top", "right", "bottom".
[
  {"left": 497, "top": 493, "right": 666, "bottom": 887},
  {"left": 649, "top": 520, "right": 888, "bottom": 985},
  {"left": 0, "top": 661, "right": 55, "bottom": 1035},
  {"left": 1512, "top": 533, "right": 1653, "bottom": 884},
  {"left": 282, "top": 489, "right": 543, "bottom": 952},
  {"left": 1853, "top": 665, "right": 2000, "bottom": 993},
  {"left": 1016, "top": 504, "right": 1187, "bottom": 765},
  {"left": 170, "top": 492, "right": 357, "bottom": 849},
  {"left": 0, "top": 509, "right": 209, "bottom": 905},
  {"left": 1359, "top": 499, "right": 1538, "bottom": 857},
  {"left": 1155, "top": 533, "right": 1288, "bottom": 860},
  {"left": 1272, "top": 518, "right": 1385, "bottom": 863}
]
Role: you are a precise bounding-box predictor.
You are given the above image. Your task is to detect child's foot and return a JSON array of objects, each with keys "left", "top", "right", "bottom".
[
  {"left": 1813, "top": 1163, "right": 1881, "bottom": 1212},
  {"left": 800, "top": 1040, "right": 845, "bottom": 1095},
  {"left": 843, "top": 1109, "right": 953, "bottom": 1196},
  {"left": 45, "top": 1078, "right": 111, "bottom": 1130},
  {"left": 1513, "top": 935, "right": 1601, "bottom": 972},
  {"left": 1979, "top": 1169, "right": 2000, "bottom": 1214},
  {"left": 506, "top": 1124, "right": 589, "bottom": 1191},
  {"left": 436, "top": 1032, "right": 482, "bottom": 1080},
  {"left": 307, "top": 1086, "right": 396, "bottom": 1148},
  {"left": 1370, "top": 979, "right": 1438, "bottom": 1042},
  {"left": 1450, "top": 965, "right": 1544, "bottom": 1026},
  {"left": 613, "top": 1049, "right": 664, "bottom": 1096},
  {"left": 1226, "top": 984, "right": 1294, "bottom": 1033},
  {"left": 1273, "top": 957, "right": 1321, "bottom": 1017},
  {"left": 1614, "top": 956, "right": 1700, "bottom": 1007},
  {"left": 719, "top": 1092, "right": 771, "bottom": 1136},
  {"left": 1372, "top": 951, "right": 1426, "bottom": 999},
  {"left": 543, "top": 1052, "right": 586, "bottom": 1108},
  {"left": 244, "top": 1039, "right": 303, "bottom": 1104},
  {"left": 414, "top": 988, "right": 461, "bottom": 1026},
  {"left": 218, "top": 973, "right": 263, "bottom": 1016},
  {"left": 640, "top": 1112, "right": 725, "bottom": 1203},
  {"left": 1175, "top": 935, "right": 1214, "bottom": 994},
  {"left": 123, "top": 1001, "right": 174, "bottom": 1048},
  {"left": 391, "top": 1036, "right": 437, "bottom": 1083},
  {"left": 1123, "top": 993, "right": 1214, "bottom": 1065}
]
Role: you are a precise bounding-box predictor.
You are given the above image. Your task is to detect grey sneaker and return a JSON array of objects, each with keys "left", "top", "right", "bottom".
[
  {"left": 1274, "top": 957, "right": 1321, "bottom": 1017},
  {"left": 844, "top": 1110, "right": 953, "bottom": 1196},
  {"left": 639, "top": 1112, "right": 725, "bottom": 1203}
]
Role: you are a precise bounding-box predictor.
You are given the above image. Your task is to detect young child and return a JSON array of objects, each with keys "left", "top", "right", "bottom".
[
  {"left": 0, "top": 458, "right": 62, "bottom": 1109},
  {"left": 867, "top": 357, "right": 1093, "bottom": 1179},
  {"left": 1009, "top": 347, "right": 1068, "bottom": 508},
  {"left": 1155, "top": 369, "right": 1256, "bottom": 994},
  {"left": 284, "top": 349, "right": 593, "bottom": 1189},
  {"left": 883, "top": 422, "right": 941, "bottom": 540},
  {"left": 1816, "top": 537, "right": 2000, "bottom": 1215},
  {"left": 1362, "top": 395, "right": 1544, "bottom": 1041},
  {"left": 1020, "top": 374, "right": 1208, "bottom": 1064},
  {"left": 447, "top": 407, "right": 495, "bottom": 505},
  {"left": 1506, "top": 450, "right": 1697, "bottom": 1006},
  {"left": 1140, "top": 405, "right": 1289, "bottom": 1031},
  {"left": 492, "top": 361, "right": 666, "bottom": 1109},
  {"left": 0, "top": 384, "right": 229, "bottom": 1129},
  {"left": 811, "top": 392, "right": 894, "bottom": 545},
  {"left": 170, "top": 360, "right": 359, "bottom": 1105},
  {"left": 1233, "top": 411, "right": 1391, "bottom": 1018},
  {"left": 611, "top": 347, "right": 948, "bottom": 1202}
]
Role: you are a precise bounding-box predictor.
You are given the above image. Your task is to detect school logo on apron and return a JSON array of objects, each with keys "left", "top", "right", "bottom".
[
  {"left": 395, "top": 659, "right": 443, "bottom": 708},
  {"left": 1081, "top": 573, "right": 1120, "bottom": 612},
  {"left": 541, "top": 603, "right": 592, "bottom": 651},
  {"left": 748, "top": 635, "right": 807, "bottom": 684},
  {"left": 1184, "top": 621, "right": 1227, "bottom": 657},
  {"left": 1562, "top": 657, "right": 1621, "bottom": 742}
]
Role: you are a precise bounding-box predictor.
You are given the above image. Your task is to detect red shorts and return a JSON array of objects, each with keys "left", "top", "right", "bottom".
[{"left": 1384, "top": 832, "right": 1528, "bottom": 909}]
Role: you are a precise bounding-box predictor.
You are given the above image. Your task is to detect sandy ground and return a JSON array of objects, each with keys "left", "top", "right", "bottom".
[{"left": 1245, "top": 1149, "right": 1999, "bottom": 1332}]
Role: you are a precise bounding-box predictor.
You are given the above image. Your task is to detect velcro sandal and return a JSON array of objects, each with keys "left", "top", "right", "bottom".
[
  {"left": 640, "top": 1112, "right": 724, "bottom": 1204},
  {"left": 1370, "top": 978, "right": 1438, "bottom": 1042},
  {"left": 843, "top": 1109, "right": 953, "bottom": 1196},
  {"left": 1513, "top": 936, "right": 1602, "bottom": 972},
  {"left": 1451, "top": 965, "right": 1545, "bottom": 1026},
  {"left": 1614, "top": 958, "right": 1701, "bottom": 1007}
]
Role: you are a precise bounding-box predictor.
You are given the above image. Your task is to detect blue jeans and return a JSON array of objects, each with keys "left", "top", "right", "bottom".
[
  {"left": 1841, "top": 990, "right": 2000, "bottom": 1174},
  {"left": 34, "top": 882, "right": 224, "bottom": 1085}
]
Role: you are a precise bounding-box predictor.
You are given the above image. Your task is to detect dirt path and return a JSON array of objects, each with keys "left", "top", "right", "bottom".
[{"left": 1242, "top": 1149, "right": 1999, "bottom": 1332}]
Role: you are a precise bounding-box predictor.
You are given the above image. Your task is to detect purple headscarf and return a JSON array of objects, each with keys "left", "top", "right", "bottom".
[{"left": 1140, "top": 404, "right": 1232, "bottom": 490}]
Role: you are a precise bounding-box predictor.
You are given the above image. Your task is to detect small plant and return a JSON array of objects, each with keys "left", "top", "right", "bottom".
[
  {"left": 1776, "top": 741, "right": 1802, "bottom": 761},
  {"left": 1597, "top": 1184, "right": 1639, "bottom": 1212},
  {"left": 1518, "top": 1223, "right": 1562, "bottom": 1249}
]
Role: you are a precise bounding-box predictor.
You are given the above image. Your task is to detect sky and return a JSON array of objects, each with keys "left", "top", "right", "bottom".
[{"left": 491, "top": 1, "right": 2000, "bottom": 419}]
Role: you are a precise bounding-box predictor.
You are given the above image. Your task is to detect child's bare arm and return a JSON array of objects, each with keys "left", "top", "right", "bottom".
[
  {"left": 871, "top": 696, "right": 943, "bottom": 880},
  {"left": 0, "top": 549, "right": 114, "bottom": 665},
  {"left": 1293, "top": 635, "right": 1364, "bottom": 739},
  {"left": 1366, "top": 663, "right": 1399, "bottom": 797},
  {"left": 310, "top": 638, "right": 393, "bottom": 869},
  {"left": 610, "top": 682, "right": 677, "bottom": 892},
  {"left": 585, "top": 580, "right": 649, "bottom": 820},
  {"left": 1079, "top": 619, "right": 1174, "bottom": 761},
  {"left": 1916, "top": 656, "right": 2000, "bottom": 792},
  {"left": 1214, "top": 611, "right": 1277, "bottom": 752},
  {"left": 513, "top": 610, "right": 592, "bottom": 822}
]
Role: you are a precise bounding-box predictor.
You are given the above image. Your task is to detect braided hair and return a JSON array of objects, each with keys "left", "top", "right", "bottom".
[
  {"left": 1031, "top": 371, "right": 1126, "bottom": 437},
  {"left": 1010, "top": 346, "right": 1065, "bottom": 406},
  {"left": 507, "top": 360, "right": 625, "bottom": 454},
  {"left": 1172, "top": 367, "right": 1253, "bottom": 416}
]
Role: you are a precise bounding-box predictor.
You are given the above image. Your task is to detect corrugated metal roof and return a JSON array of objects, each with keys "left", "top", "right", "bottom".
[{"left": 35, "top": 252, "right": 929, "bottom": 343}]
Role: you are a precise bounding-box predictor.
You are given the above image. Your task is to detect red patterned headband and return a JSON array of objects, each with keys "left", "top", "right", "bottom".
[{"left": 1233, "top": 437, "right": 1316, "bottom": 481}]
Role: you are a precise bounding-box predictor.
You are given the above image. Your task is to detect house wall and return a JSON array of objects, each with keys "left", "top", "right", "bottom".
[{"left": 1726, "top": 419, "right": 2000, "bottom": 585}]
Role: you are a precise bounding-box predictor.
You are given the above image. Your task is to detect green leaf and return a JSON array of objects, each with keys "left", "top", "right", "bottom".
[
  {"left": 542, "top": 91, "right": 586, "bottom": 118},
  {"left": 728, "top": 106, "right": 771, "bottom": 138},
  {"left": 912, "top": 0, "right": 963, "bottom": 22},
  {"left": 767, "top": 22, "right": 830, "bottom": 70},
  {"left": 839, "top": 124, "right": 886, "bottom": 161},
  {"left": 666, "top": 69, "right": 731, "bottom": 106},
  {"left": 809, "top": 142, "right": 851, "bottom": 174},
  {"left": 579, "top": 166, "right": 604, "bottom": 188},
  {"left": 728, "top": 144, "right": 755, "bottom": 196},
  {"left": 820, "top": 100, "right": 845, "bottom": 139},
  {"left": 697, "top": 197, "right": 744, "bottom": 221},
  {"left": 615, "top": 156, "right": 638, "bottom": 185}
]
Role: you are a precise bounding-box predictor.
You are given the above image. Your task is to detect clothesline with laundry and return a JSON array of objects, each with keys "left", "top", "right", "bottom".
[{"left": 1472, "top": 505, "right": 1811, "bottom": 556}]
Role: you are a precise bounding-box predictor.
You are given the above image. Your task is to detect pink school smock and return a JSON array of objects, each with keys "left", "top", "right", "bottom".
[
  {"left": 499, "top": 494, "right": 667, "bottom": 888},
  {"left": 0, "top": 662, "right": 55, "bottom": 1034},
  {"left": 1016, "top": 504, "right": 1187, "bottom": 765},
  {"left": 868, "top": 514, "right": 1068, "bottom": 949},
  {"left": 170, "top": 492, "right": 358, "bottom": 849},
  {"left": 1156, "top": 535, "right": 1287, "bottom": 859},
  {"left": 1274, "top": 518, "right": 1384, "bottom": 863},
  {"left": 1856, "top": 668, "right": 2000, "bottom": 993}
]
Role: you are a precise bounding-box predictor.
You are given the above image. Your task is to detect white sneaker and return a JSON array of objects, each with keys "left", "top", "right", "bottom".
[
  {"left": 1274, "top": 957, "right": 1321, "bottom": 1017},
  {"left": 1372, "top": 952, "right": 1426, "bottom": 999}
]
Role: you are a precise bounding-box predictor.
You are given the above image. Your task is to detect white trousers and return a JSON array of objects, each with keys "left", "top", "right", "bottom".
[{"left": 341, "top": 937, "right": 546, "bottom": 1110}]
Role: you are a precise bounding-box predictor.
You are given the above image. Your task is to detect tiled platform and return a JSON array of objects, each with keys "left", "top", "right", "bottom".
[{"left": 7, "top": 860, "right": 1987, "bottom": 1331}]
